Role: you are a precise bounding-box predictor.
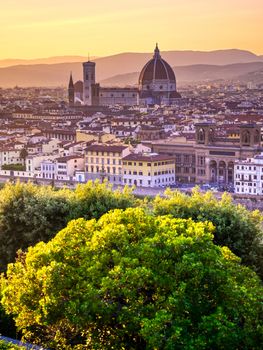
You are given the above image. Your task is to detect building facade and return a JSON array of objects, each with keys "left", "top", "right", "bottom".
[
  {"left": 122, "top": 153, "right": 175, "bottom": 187},
  {"left": 151, "top": 123, "right": 262, "bottom": 184},
  {"left": 234, "top": 153, "right": 263, "bottom": 195},
  {"left": 84, "top": 144, "right": 130, "bottom": 184}
]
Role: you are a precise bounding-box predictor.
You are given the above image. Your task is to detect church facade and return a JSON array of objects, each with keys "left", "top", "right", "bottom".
[{"left": 68, "top": 45, "right": 181, "bottom": 107}]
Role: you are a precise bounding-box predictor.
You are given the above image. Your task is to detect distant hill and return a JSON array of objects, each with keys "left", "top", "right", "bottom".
[
  {"left": 101, "top": 62, "right": 263, "bottom": 86},
  {"left": 93, "top": 49, "right": 263, "bottom": 80},
  {"left": 0, "top": 50, "right": 263, "bottom": 87},
  {"left": 0, "top": 56, "right": 97, "bottom": 68}
]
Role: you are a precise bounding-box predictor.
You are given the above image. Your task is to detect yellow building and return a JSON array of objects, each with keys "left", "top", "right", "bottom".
[
  {"left": 85, "top": 144, "right": 130, "bottom": 184},
  {"left": 122, "top": 153, "right": 175, "bottom": 187}
]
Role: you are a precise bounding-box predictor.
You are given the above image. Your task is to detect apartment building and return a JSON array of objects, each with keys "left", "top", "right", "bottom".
[
  {"left": 0, "top": 148, "right": 23, "bottom": 168},
  {"left": 122, "top": 153, "right": 175, "bottom": 187},
  {"left": 234, "top": 153, "right": 263, "bottom": 195},
  {"left": 41, "top": 155, "right": 84, "bottom": 181},
  {"left": 84, "top": 144, "right": 130, "bottom": 184}
]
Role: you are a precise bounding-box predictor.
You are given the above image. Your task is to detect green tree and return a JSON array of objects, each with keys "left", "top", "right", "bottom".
[
  {"left": 0, "top": 182, "right": 71, "bottom": 271},
  {"left": 0, "top": 180, "right": 136, "bottom": 272},
  {"left": 19, "top": 148, "right": 28, "bottom": 165},
  {"left": 67, "top": 180, "right": 135, "bottom": 221},
  {"left": 1, "top": 208, "right": 262, "bottom": 349},
  {"left": 153, "top": 188, "right": 263, "bottom": 278}
]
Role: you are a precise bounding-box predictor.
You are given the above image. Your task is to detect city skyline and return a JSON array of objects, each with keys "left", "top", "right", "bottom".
[{"left": 1, "top": 0, "right": 263, "bottom": 59}]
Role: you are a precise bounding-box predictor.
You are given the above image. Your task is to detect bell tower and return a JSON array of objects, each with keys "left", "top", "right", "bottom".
[{"left": 83, "top": 60, "right": 96, "bottom": 106}]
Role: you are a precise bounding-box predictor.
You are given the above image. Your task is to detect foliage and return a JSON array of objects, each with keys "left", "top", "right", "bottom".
[
  {"left": 0, "top": 180, "right": 135, "bottom": 271},
  {"left": 153, "top": 188, "right": 263, "bottom": 278},
  {"left": 1, "top": 208, "right": 262, "bottom": 349},
  {"left": 0, "top": 341, "right": 25, "bottom": 350},
  {"left": 19, "top": 148, "right": 28, "bottom": 163},
  {"left": 0, "top": 182, "right": 71, "bottom": 271},
  {"left": 1, "top": 165, "right": 26, "bottom": 171},
  {"left": 67, "top": 180, "right": 135, "bottom": 221}
]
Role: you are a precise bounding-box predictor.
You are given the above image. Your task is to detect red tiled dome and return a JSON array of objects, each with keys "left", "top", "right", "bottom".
[{"left": 139, "top": 45, "right": 176, "bottom": 84}]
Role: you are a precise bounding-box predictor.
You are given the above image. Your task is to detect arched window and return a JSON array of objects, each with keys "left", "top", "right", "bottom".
[
  {"left": 198, "top": 128, "right": 205, "bottom": 143},
  {"left": 242, "top": 130, "right": 250, "bottom": 145}
]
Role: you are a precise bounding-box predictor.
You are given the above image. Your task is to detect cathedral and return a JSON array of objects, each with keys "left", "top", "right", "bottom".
[{"left": 68, "top": 44, "right": 181, "bottom": 107}]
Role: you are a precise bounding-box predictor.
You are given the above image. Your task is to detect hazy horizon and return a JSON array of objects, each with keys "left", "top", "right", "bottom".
[
  {"left": 1, "top": 0, "right": 263, "bottom": 59},
  {"left": 1, "top": 47, "right": 263, "bottom": 61}
]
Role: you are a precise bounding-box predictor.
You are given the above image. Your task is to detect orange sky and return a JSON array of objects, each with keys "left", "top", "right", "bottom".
[{"left": 1, "top": 0, "right": 262, "bottom": 59}]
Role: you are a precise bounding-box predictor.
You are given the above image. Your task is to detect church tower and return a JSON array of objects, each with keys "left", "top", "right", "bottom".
[
  {"left": 68, "top": 72, "right": 75, "bottom": 107},
  {"left": 83, "top": 60, "right": 96, "bottom": 105}
]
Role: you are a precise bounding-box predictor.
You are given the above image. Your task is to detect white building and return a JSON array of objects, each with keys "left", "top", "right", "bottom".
[
  {"left": 26, "top": 154, "right": 58, "bottom": 173},
  {"left": 0, "top": 148, "right": 23, "bottom": 168},
  {"left": 40, "top": 155, "right": 84, "bottom": 181},
  {"left": 41, "top": 159, "right": 56, "bottom": 180},
  {"left": 234, "top": 154, "right": 263, "bottom": 195},
  {"left": 56, "top": 155, "right": 84, "bottom": 181}
]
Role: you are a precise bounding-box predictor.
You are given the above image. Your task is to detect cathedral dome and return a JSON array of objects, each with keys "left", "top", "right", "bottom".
[
  {"left": 139, "top": 44, "right": 176, "bottom": 85},
  {"left": 138, "top": 44, "right": 180, "bottom": 105}
]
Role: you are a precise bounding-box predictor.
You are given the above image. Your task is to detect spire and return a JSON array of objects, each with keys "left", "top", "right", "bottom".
[
  {"left": 68, "top": 72, "right": 74, "bottom": 88},
  {"left": 154, "top": 43, "right": 160, "bottom": 58}
]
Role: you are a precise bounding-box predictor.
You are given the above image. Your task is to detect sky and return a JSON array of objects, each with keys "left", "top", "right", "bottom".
[{"left": 1, "top": 0, "right": 262, "bottom": 59}]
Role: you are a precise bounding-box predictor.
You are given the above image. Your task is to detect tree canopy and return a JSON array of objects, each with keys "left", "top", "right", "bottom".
[
  {"left": 1, "top": 208, "right": 262, "bottom": 349},
  {"left": 153, "top": 188, "right": 263, "bottom": 278},
  {"left": 0, "top": 341, "right": 25, "bottom": 350},
  {"left": 0, "top": 181, "right": 135, "bottom": 271}
]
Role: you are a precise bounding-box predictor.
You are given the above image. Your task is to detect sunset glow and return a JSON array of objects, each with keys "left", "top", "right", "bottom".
[{"left": 1, "top": 0, "right": 263, "bottom": 59}]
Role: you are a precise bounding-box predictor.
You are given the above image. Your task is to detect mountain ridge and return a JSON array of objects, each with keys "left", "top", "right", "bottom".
[
  {"left": 0, "top": 49, "right": 262, "bottom": 69},
  {"left": 0, "top": 50, "right": 263, "bottom": 87}
]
